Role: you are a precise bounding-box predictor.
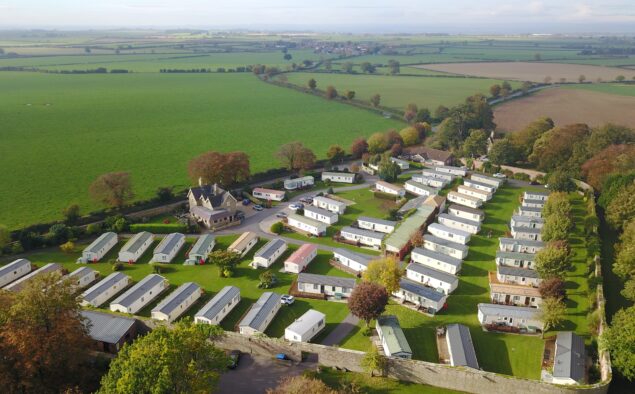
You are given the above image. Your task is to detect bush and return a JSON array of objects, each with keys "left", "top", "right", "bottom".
[
  {"left": 86, "top": 223, "right": 102, "bottom": 235},
  {"left": 270, "top": 222, "right": 283, "bottom": 234},
  {"left": 112, "top": 262, "right": 124, "bottom": 271},
  {"left": 60, "top": 241, "right": 75, "bottom": 253},
  {"left": 153, "top": 264, "right": 163, "bottom": 274},
  {"left": 512, "top": 172, "right": 531, "bottom": 181},
  {"left": 326, "top": 187, "right": 334, "bottom": 194},
  {"left": 130, "top": 223, "right": 187, "bottom": 234}
]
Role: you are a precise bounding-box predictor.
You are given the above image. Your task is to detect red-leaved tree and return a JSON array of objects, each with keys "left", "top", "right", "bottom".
[{"left": 348, "top": 282, "right": 388, "bottom": 327}]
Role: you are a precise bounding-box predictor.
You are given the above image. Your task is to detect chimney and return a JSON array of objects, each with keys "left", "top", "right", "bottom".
[{"left": 198, "top": 177, "right": 203, "bottom": 187}]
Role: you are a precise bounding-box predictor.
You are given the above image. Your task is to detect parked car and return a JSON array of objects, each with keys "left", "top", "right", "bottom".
[
  {"left": 276, "top": 212, "right": 287, "bottom": 218},
  {"left": 280, "top": 295, "right": 295, "bottom": 305},
  {"left": 242, "top": 199, "right": 251, "bottom": 206},
  {"left": 289, "top": 203, "right": 304, "bottom": 211},
  {"left": 227, "top": 350, "right": 241, "bottom": 369},
  {"left": 253, "top": 204, "right": 264, "bottom": 211},
  {"left": 493, "top": 173, "right": 507, "bottom": 179}
]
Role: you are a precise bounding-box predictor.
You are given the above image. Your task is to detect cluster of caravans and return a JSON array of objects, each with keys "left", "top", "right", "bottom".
[
  {"left": 286, "top": 195, "right": 346, "bottom": 237},
  {"left": 405, "top": 164, "right": 466, "bottom": 199},
  {"left": 0, "top": 259, "right": 98, "bottom": 292}
]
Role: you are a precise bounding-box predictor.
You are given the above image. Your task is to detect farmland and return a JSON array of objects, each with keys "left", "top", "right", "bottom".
[
  {"left": 0, "top": 72, "right": 401, "bottom": 229},
  {"left": 493, "top": 87, "right": 635, "bottom": 132}
]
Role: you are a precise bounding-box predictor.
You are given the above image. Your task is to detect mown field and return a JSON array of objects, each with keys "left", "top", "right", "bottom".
[
  {"left": 567, "top": 82, "right": 635, "bottom": 97},
  {"left": 282, "top": 72, "right": 519, "bottom": 110},
  {"left": 0, "top": 72, "right": 401, "bottom": 229}
]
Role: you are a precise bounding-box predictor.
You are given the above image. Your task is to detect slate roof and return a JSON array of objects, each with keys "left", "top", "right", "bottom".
[
  {"left": 407, "top": 263, "right": 459, "bottom": 286},
  {"left": 313, "top": 196, "right": 347, "bottom": 208},
  {"left": 477, "top": 303, "right": 541, "bottom": 320},
  {"left": 439, "top": 213, "right": 481, "bottom": 228},
  {"left": 152, "top": 282, "right": 200, "bottom": 316},
  {"left": 405, "top": 180, "right": 439, "bottom": 194},
  {"left": 239, "top": 292, "right": 281, "bottom": 330},
  {"left": 464, "top": 179, "right": 495, "bottom": 190},
  {"left": 399, "top": 278, "right": 446, "bottom": 302},
  {"left": 154, "top": 233, "right": 184, "bottom": 255},
  {"left": 298, "top": 273, "right": 356, "bottom": 289},
  {"left": 82, "top": 272, "right": 129, "bottom": 303},
  {"left": 333, "top": 248, "right": 372, "bottom": 267},
  {"left": 423, "top": 234, "right": 469, "bottom": 252},
  {"left": 377, "top": 315, "right": 412, "bottom": 356},
  {"left": 448, "top": 204, "right": 485, "bottom": 217},
  {"left": 111, "top": 274, "right": 166, "bottom": 308},
  {"left": 553, "top": 332, "right": 586, "bottom": 382},
  {"left": 446, "top": 324, "right": 479, "bottom": 369},
  {"left": 68, "top": 266, "right": 96, "bottom": 281},
  {"left": 357, "top": 216, "right": 397, "bottom": 227},
  {"left": 121, "top": 232, "right": 153, "bottom": 255},
  {"left": 498, "top": 265, "right": 540, "bottom": 278},
  {"left": 196, "top": 286, "right": 240, "bottom": 321},
  {"left": 81, "top": 310, "right": 136, "bottom": 344},
  {"left": 254, "top": 238, "right": 286, "bottom": 260},
  {"left": 189, "top": 184, "right": 232, "bottom": 208},
  {"left": 0, "top": 259, "right": 30, "bottom": 278},
  {"left": 511, "top": 225, "right": 542, "bottom": 234},
  {"left": 288, "top": 213, "right": 326, "bottom": 228},
  {"left": 191, "top": 205, "right": 233, "bottom": 221},
  {"left": 511, "top": 215, "right": 545, "bottom": 224}
]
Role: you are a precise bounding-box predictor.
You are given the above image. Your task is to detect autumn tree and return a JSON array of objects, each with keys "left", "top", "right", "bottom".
[
  {"left": 614, "top": 220, "right": 635, "bottom": 300},
  {"left": 276, "top": 142, "right": 316, "bottom": 173},
  {"left": 581, "top": 144, "right": 635, "bottom": 190},
  {"left": 188, "top": 151, "right": 250, "bottom": 186},
  {"left": 399, "top": 126, "right": 420, "bottom": 146},
  {"left": 409, "top": 231, "right": 424, "bottom": 248},
  {"left": 62, "top": 204, "right": 81, "bottom": 224},
  {"left": 360, "top": 62, "right": 375, "bottom": 73},
  {"left": 209, "top": 250, "right": 242, "bottom": 277},
  {"left": 578, "top": 74, "right": 586, "bottom": 83},
  {"left": 363, "top": 256, "right": 403, "bottom": 294},
  {"left": 489, "top": 84, "right": 501, "bottom": 98},
  {"left": 385, "top": 129, "right": 403, "bottom": 147},
  {"left": 377, "top": 159, "right": 401, "bottom": 182},
  {"left": 606, "top": 183, "right": 635, "bottom": 230},
  {"left": 367, "top": 132, "right": 389, "bottom": 154},
  {"left": 538, "top": 296, "right": 566, "bottom": 334},
  {"left": 585, "top": 124, "right": 635, "bottom": 157},
  {"left": 539, "top": 277, "right": 566, "bottom": 299},
  {"left": 370, "top": 94, "right": 381, "bottom": 107},
  {"left": 529, "top": 124, "right": 591, "bottom": 171},
  {"left": 345, "top": 90, "right": 356, "bottom": 100},
  {"left": 325, "top": 85, "right": 338, "bottom": 99},
  {"left": 89, "top": 171, "right": 134, "bottom": 208},
  {"left": 543, "top": 192, "right": 571, "bottom": 218},
  {"left": 308, "top": 78, "right": 317, "bottom": 89},
  {"left": 415, "top": 108, "right": 431, "bottom": 123},
  {"left": 361, "top": 346, "right": 387, "bottom": 377},
  {"left": 547, "top": 169, "right": 577, "bottom": 193},
  {"left": 535, "top": 241, "right": 572, "bottom": 279},
  {"left": 326, "top": 145, "right": 346, "bottom": 163},
  {"left": 434, "top": 105, "right": 450, "bottom": 121},
  {"left": 350, "top": 138, "right": 369, "bottom": 159},
  {"left": 462, "top": 129, "right": 489, "bottom": 157},
  {"left": 508, "top": 117, "right": 554, "bottom": 161},
  {"left": 542, "top": 212, "right": 572, "bottom": 242},
  {"left": 99, "top": 320, "right": 226, "bottom": 393},
  {"left": 348, "top": 282, "right": 388, "bottom": 327},
  {"left": 488, "top": 138, "right": 519, "bottom": 165},
  {"left": 267, "top": 375, "right": 339, "bottom": 394},
  {"left": 602, "top": 306, "right": 635, "bottom": 380}
]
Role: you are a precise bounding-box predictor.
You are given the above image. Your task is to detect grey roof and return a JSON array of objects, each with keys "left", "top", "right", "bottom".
[
  {"left": 407, "top": 263, "right": 459, "bottom": 286},
  {"left": 189, "top": 184, "right": 232, "bottom": 209},
  {"left": 518, "top": 206, "right": 542, "bottom": 213},
  {"left": 511, "top": 225, "right": 541, "bottom": 234},
  {"left": 553, "top": 332, "right": 586, "bottom": 382},
  {"left": 111, "top": 274, "right": 166, "bottom": 308},
  {"left": 85, "top": 232, "right": 117, "bottom": 254},
  {"left": 322, "top": 171, "right": 355, "bottom": 179},
  {"left": 448, "top": 204, "right": 484, "bottom": 216},
  {"left": 500, "top": 238, "right": 545, "bottom": 247},
  {"left": 189, "top": 234, "right": 215, "bottom": 256},
  {"left": 196, "top": 285, "right": 240, "bottom": 321},
  {"left": 524, "top": 190, "right": 550, "bottom": 197},
  {"left": 477, "top": 303, "right": 541, "bottom": 319},
  {"left": 423, "top": 234, "right": 469, "bottom": 252},
  {"left": 82, "top": 272, "right": 130, "bottom": 303},
  {"left": 191, "top": 205, "right": 232, "bottom": 221},
  {"left": 523, "top": 198, "right": 545, "bottom": 206},
  {"left": 121, "top": 232, "right": 153, "bottom": 254},
  {"left": 81, "top": 310, "right": 136, "bottom": 344},
  {"left": 154, "top": 233, "right": 185, "bottom": 255},
  {"left": 464, "top": 179, "right": 495, "bottom": 189},
  {"left": 398, "top": 195, "right": 428, "bottom": 213},
  {"left": 412, "top": 247, "right": 463, "bottom": 268},
  {"left": 498, "top": 265, "right": 540, "bottom": 278},
  {"left": 439, "top": 213, "right": 481, "bottom": 228},
  {"left": 288, "top": 212, "right": 325, "bottom": 228},
  {"left": 152, "top": 282, "right": 200, "bottom": 315},
  {"left": 313, "top": 195, "right": 347, "bottom": 208},
  {"left": 298, "top": 273, "right": 356, "bottom": 288},
  {"left": 255, "top": 238, "right": 287, "bottom": 260},
  {"left": 428, "top": 223, "right": 471, "bottom": 239},
  {"left": 496, "top": 251, "right": 536, "bottom": 261},
  {"left": 304, "top": 204, "right": 336, "bottom": 217},
  {"left": 357, "top": 216, "right": 397, "bottom": 227},
  {"left": 422, "top": 169, "right": 454, "bottom": 178},
  {"left": 471, "top": 173, "right": 503, "bottom": 185},
  {"left": 239, "top": 292, "right": 282, "bottom": 330},
  {"left": 340, "top": 226, "right": 386, "bottom": 240},
  {"left": 405, "top": 180, "right": 439, "bottom": 194},
  {"left": 333, "top": 248, "right": 372, "bottom": 267},
  {"left": 399, "top": 278, "right": 446, "bottom": 302},
  {"left": 69, "top": 266, "right": 96, "bottom": 280},
  {"left": 4, "top": 263, "right": 62, "bottom": 291},
  {"left": 446, "top": 324, "right": 479, "bottom": 369},
  {"left": 511, "top": 215, "right": 544, "bottom": 224},
  {"left": 0, "top": 259, "right": 30, "bottom": 277},
  {"left": 285, "top": 309, "right": 326, "bottom": 336}
]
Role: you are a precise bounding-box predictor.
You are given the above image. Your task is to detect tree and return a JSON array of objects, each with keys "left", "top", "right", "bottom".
[
  {"left": 326, "top": 145, "right": 346, "bottom": 163},
  {"left": 350, "top": 138, "right": 369, "bottom": 159},
  {"left": 276, "top": 142, "right": 316, "bottom": 173},
  {"left": 360, "top": 62, "right": 375, "bottom": 73},
  {"left": 547, "top": 169, "right": 576, "bottom": 192},
  {"left": 283, "top": 53, "right": 292, "bottom": 61},
  {"left": 370, "top": 94, "right": 381, "bottom": 107},
  {"left": 267, "top": 375, "right": 338, "bottom": 394},
  {"left": 415, "top": 108, "right": 431, "bottom": 123},
  {"left": 156, "top": 186, "right": 174, "bottom": 203},
  {"left": 259, "top": 270, "right": 276, "bottom": 289},
  {"left": 89, "top": 172, "right": 134, "bottom": 208},
  {"left": 377, "top": 160, "right": 401, "bottom": 182},
  {"left": 434, "top": 105, "right": 450, "bottom": 121},
  {"left": 60, "top": 241, "right": 75, "bottom": 253},
  {"left": 602, "top": 306, "right": 635, "bottom": 380},
  {"left": 367, "top": 133, "right": 389, "bottom": 154},
  {"left": 324, "top": 59, "right": 332, "bottom": 71},
  {"left": 508, "top": 117, "right": 554, "bottom": 161},
  {"left": 614, "top": 220, "right": 635, "bottom": 281},
  {"left": 409, "top": 231, "right": 424, "bottom": 248},
  {"left": 348, "top": 282, "right": 388, "bottom": 327},
  {"left": 387, "top": 59, "right": 400, "bottom": 75},
  {"left": 606, "top": 183, "right": 635, "bottom": 230},
  {"left": 538, "top": 297, "right": 566, "bottom": 334},
  {"left": 361, "top": 346, "right": 387, "bottom": 377},
  {"left": 62, "top": 204, "right": 81, "bottom": 224},
  {"left": 539, "top": 277, "right": 566, "bottom": 299},
  {"left": 488, "top": 138, "right": 519, "bottom": 165},
  {"left": 99, "top": 320, "right": 226, "bottom": 393},
  {"left": 489, "top": 84, "right": 501, "bottom": 98},
  {"left": 345, "top": 90, "right": 356, "bottom": 100},
  {"left": 581, "top": 144, "right": 635, "bottom": 190},
  {"left": 535, "top": 242, "right": 572, "bottom": 278},
  {"left": 530, "top": 124, "right": 591, "bottom": 171},
  {"left": 543, "top": 76, "right": 552, "bottom": 84},
  {"left": 0, "top": 224, "right": 10, "bottom": 251},
  {"left": 363, "top": 257, "right": 402, "bottom": 294},
  {"left": 342, "top": 62, "right": 354, "bottom": 73},
  {"left": 0, "top": 273, "right": 97, "bottom": 393},
  {"left": 308, "top": 78, "right": 317, "bottom": 90},
  {"left": 542, "top": 213, "right": 572, "bottom": 242},
  {"left": 462, "top": 129, "right": 489, "bottom": 157},
  {"left": 188, "top": 151, "right": 250, "bottom": 187},
  {"left": 270, "top": 222, "right": 283, "bottom": 235},
  {"left": 578, "top": 74, "right": 586, "bottom": 83},
  {"left": 209, "top": 250, "right": 241, "bottom": 277},
  {"left": 599, "top": 172, "right": 635, "bottom": 209},
  {"left": 399, "top": 127, "right": 420, "bottom": 146},
  {"left": 325, "top": 85, "right": 338, "bottom": 99},
  {"left": 616, "top": 75, "right": 626, "bottom": 82},
  {"left": 543, "top": 192, "right": 572, "bottom": 218}
]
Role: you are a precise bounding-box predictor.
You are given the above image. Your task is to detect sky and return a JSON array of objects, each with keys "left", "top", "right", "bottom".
[{"left": 1, "top": 0, "right": 634, "bottom": 33}]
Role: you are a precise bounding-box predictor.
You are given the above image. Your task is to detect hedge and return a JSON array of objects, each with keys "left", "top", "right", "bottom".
[{"left": 129, "top": 223, "right": 187, "bottom": 234}]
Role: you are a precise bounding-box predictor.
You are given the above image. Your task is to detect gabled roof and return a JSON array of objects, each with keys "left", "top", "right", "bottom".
[
  {"left": 189, "top": 184, "right": 234, "bottom": 208},
  {"left": 298, "top": 273, "right": 356, "bottom": 289},
  {"left": 121, "top": 232, "right": 153, "bottom": 254},
  {"left": 196, "top": 286, "right": 240, "bottom": 320},
  {"left": 81, "top": 310, "right": 136, "bottom": 344},
  {"left": 397, "top": 195, "right": 428, "bottom": 214},
  {"left": 286, "top": 244, "right": 317, "bottom": 264},
  {"left": 304, "top": 204, "right": 337, "bottom": 217},
  {"left": 499, "top": 237, "right": 545, "bottom": 247},
  {"left": 255, "top": 238, "right": 286, "bottom": 260},
  {"left": 497, "top": 265, "right": 540, "bottom": 278},
  {"left": 191, "top": 205, "right": 232, "bottom": 221},
  {"left": 399, "top": 278, "right": 446, "bottom": 302},
  {"left": 524, "top": 190, "right": 550, "bottom": 197},
  {"left": 152, "top": 282, "right": 200, "bottom": 315},
  {"left": 189, "top": 234, "right": 215, "bottom": 256},
  {"left": 553, "top": 332, "right": 586, "bottom": 382},
  {"left": 511, "top": 215, "right": 544, "bottom": 224},
  {"left": 407, "top": 263, "right": 459, "bottom": 286},
  {"left": 439, "top": 213, "right": 481, "bottom": 228},
  {"left": 154, "top": 233, "right": 184, "bottom": 255},
  {"left": 412, "top": 247, "right": 463, "bottom": 268},
  {"left": 239, "top": 292, "right": 281, "bottom": 330},
  {"left": 85, "top": 232, "right": 117, "bottom": 254},
  {"left": 68, "top": 266, "right": 96, "bottom": 280},
  {"left": 111, "top": 274, "right": 166, "bottom": 308},
  {"left": 428, "top": 222, "right": 471, "bottom": 239},
  {"left": 446, "top": 324, "right": 479, "bottom": 369},
  {"left": 464, "top": 179, "right": 495, "bottom": 190},
  {"left": 448, "top": 191, "right": 481, "bottom": 203},
  {"left": 0, "top": 259, "right": 30, "bottom": 278},
  {"left": 340, "top": 226, "right": 385, "bottom": 240},
  {"left": 471, "top": 173, "right": 503, "bottom": 185},
  {"left": 357, "top": 216, "right": 397, "bottom": 227},
  {"left": 228, "top": 231, "right": 258, "bottom": 251},
  {"left": 82, "top": 272, "right": 129, "bottom": 303},
  {"left": 253, "top": 187, "right": 285, "bottom": 196},
  {"left": 377, "top": 315, "right": 412, "bottom": 356},
  {"left": 403, "top": 146, "right": 453, "bottom": 162},
  {"left": 285, "top": 309, "right": 325, "bottom": 336},
  {"left": 423, "top": 234, "right": 469, "bottom": 252},
  {"left": 333, "top": 248, "right": 372, "bottom": 267}
]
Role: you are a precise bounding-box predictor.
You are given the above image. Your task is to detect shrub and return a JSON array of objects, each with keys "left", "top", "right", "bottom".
[
  {"left": 60, "top": 241, "right": 75, "bottom": 253},
  {"left": 270, "top": 222, "right": 283, "bottom": 234},
  {"left": 130, "top": 223, "right": 187, "bottom": 234},
  {"left": 512, "top": 172, "right": 531, "bottom": 181},
  {"left": 112, "top": 262, "right": 124, "bottom": 271},
  {"left": 86, "top": 223, "right": 101, "bottom": 235},
  {"left": 153, "top": 264, "right": 162, "bottom": 274}
]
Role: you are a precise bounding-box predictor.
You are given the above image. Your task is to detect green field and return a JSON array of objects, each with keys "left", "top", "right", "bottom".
[
  {"left": 567, "top": 82, "right": 635, "bottom": 97},
  {"left": 0, "top": 72, "right": 401, "bottom": 229},
  {"left": 282, "top": 72, "right": 519, "bottom": 110}
]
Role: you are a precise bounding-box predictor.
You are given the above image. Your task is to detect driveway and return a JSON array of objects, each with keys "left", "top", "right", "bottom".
[
  {"left": 218, "top": 353, "right": 317, "bottom": 394},
  {"left": 320, "top": 312, "right": 360, "bottom": 346}
]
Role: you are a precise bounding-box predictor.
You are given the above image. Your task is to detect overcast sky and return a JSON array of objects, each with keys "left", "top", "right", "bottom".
[{"left": 1, "top": 1, "right": 634, "bottom": 33}]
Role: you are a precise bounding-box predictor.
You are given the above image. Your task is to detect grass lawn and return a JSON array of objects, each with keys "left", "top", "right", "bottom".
[
  {"left": 340, "top": 185, "right": 545, "bottom": 379},
  {"left": 0, "top": 72, "right": 402, "bottom": 229}
]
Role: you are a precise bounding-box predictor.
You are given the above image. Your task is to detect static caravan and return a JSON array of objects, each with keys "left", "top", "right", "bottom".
[
  {"left": 67, "top": 266, "right": 98, "bottom": 289},
  {"left": 332, "top": 248, "right": 372, "bottom": 274},
  {"left": 463, "top": 179, "right": 496, "bottom": 194},
  {"left": 471, "top": 173, "right": 504, "bottom": 188},
  {"left": 390, "top": 157, "right": 410, "bottom": 170},
  {"left": 252, "top": 238, "right": 287, "bottom": 268},
  {"left": 423, "top": 234, "right": 469, "bottom": 260},
  {"left": 81, "top": 272, "right": 131, "bottom": 307},
  {"left": 497, "top": 265, "right": 541, "bottom": 287},
  {"left": 4, "top": 263, "right": 63, "bottom": 292},
  {"left": 411, "top": 247, "right": 462, "bottom": 275},
  {"left": 457, "top": 185, "right": 492, "bottom": 202},
  {"left": 284, "top": 309, "right": 326, "bottom": 342},
  {"left": 287, "top": 213, "right": 327, "bottom": 237},
  {"left": 516, "top": 206, "right": 542, "bottom": 218},
  {"left": 79, "top": 232, "right": 118, "bottom": 263},
  {"left": 406, "top": 262, "right": 459, "bottom": 294},
  {"left": 496, "top": 251, "right": 536, "bottom": 269},
  {"left": 522, "top": 199, "right": 545, "bottom": 209},
  {"left": 110, "top": 274, "right": 169, "bottom": 314},
  {"left": 511, "top": 225, "right": 542, "bottom": 241},
  {"left": 321, "top": 171, "right": 356, "bottom": 184},
  {"left": 297, "top": 273, "right": 356, "bottom": 298},
  {"left": 284, "top": 176, "right": 314, "bottom": 190},
  {"left": 438, "top": 213, "right": 481, "bottom": 235},
  {"left": 194, "top": 285, "right": 241, "bottom": 325},
  {"left": 252, "top": 187, "right": 285, "bottom": 202},
  {"left": 447, "top": 191, "right": 482, "bottom": 209},
  {"left": 284, "top": 244, "right": 318, "bottom": 273},
  {"left": 118, "top": 232, "right": 154, "bottom": 263},
  {"left": 375, "top": 180, "right": 406, "bottom": 197},
  {"left": 238, "top": 292, "right": 282, "bottom": 336},
  {"left": 524, "top": 190, "right": 549, "bottom": 202},
  {"left": 477, "top": 303, "right": 543, "bottom": 332},
  {"left": 185, "top": 234, "right": 216, "bottom": 265},
  {"left": 376, "top": 315, "right": 412, "bottom": 359},
  {"left": 0, "top": 259, "right": 31, "bottom": 288},
  {"left": 435, "top": 165, "right": 467, "bottom": 177},
  {"left": 411, "top": 174, "right": 449, "bottom": 189},
  {"left": 427, "top": 223, "right": 471, "bottom": 245},
  {"left": 357, "top": 216, "right": 397, "bottom": 234},
  {"left": 510, "top": 215, "right": 544, "bottom": 229},
  {"left": 394, "top": 278, "right": 447, "bottom": 315},
  {"left": 489, "top": 272, "right": 542, "bottom": 307},
  {"left": 552, "top": 332, "right": 586, "bottom": 385},
  {"left": 152, "top": 233, "right": 185, "bottom": 263},
  {"left": 227, "top": 231, "right": 259, "bottom": 256},
  {"left": 339, "top": 226, "right": 385, "bottom": 249},
  {"left": 445, "top": 324, "right": 479, "bottom": 369},
  {"left": 405, "top": 180, "right": 439, "bottom": 197},
  {"left": 304, "top": 205, "right": 339, "bottom": 225},
  {"left": 499, "top": 238, "right": 545, "bottom": 254},
  {"left": 313, "top": 196, "right": 347, "bottom": 214},
  {"left": 151, "top": 282, "right": 202, "bottom": 322},
  {"left": 448, "top": 204, "right": 485, "bottom": 223},
  {"left": 421, "top": 169, "right": 455, "bottom": 182}
]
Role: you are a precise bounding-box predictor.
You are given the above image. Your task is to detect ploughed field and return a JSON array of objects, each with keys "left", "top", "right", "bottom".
[
  {"left": 416, "top": 62, "right": 633, "bottom": 83},
  {"left": 0, "top": 72, "right": 401, "bottom": 229},
  {"left": 493, "top": 86, "right": 635, "bottom": 132}
]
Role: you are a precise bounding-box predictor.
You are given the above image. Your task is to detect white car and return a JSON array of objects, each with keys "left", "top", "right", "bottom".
[
  {"left": 280, "top": 295, "right": 295, "bottom": 305},
  {"left": 288, "top": 203, "right": 304, "bottom": 211},
  {"left": 493, "top": 173, "right": 507, "bottom": 179}
]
